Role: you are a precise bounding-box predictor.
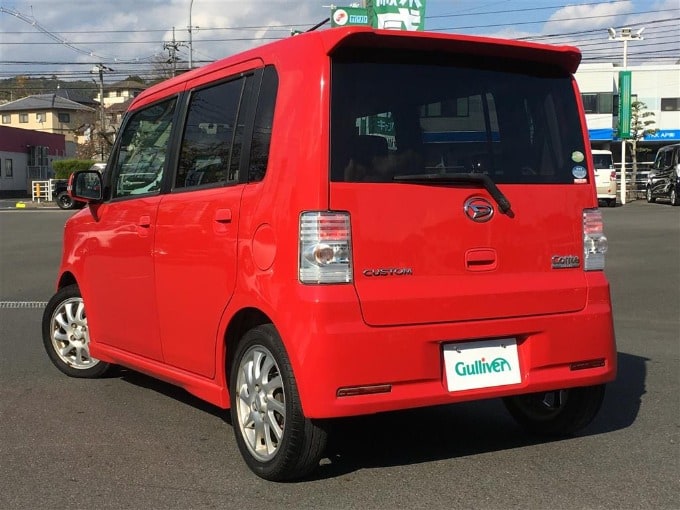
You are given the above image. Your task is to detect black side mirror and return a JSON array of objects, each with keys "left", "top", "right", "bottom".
[{"left": 70, "top": 170, "right": 103, "bottom": 203}]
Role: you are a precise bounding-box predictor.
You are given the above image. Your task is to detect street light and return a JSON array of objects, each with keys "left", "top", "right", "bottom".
[
  {"left": 608, "top": 27, "right": 644, "bottom": 204},
  {"left": 188, "top": 0, "right": 199, "bottom": 69}
]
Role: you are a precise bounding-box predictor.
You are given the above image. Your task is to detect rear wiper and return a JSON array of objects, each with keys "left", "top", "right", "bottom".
[{"left": 394, "top": 172, "right": 513, "bottom": 216}]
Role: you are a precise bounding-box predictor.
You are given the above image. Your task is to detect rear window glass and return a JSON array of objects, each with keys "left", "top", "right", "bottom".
[
  {"left": 331, "top": 51, "right": 587, "bottom": 184},
  {"left": 592, "top": 154, "right": 613, "bottom": 169}
]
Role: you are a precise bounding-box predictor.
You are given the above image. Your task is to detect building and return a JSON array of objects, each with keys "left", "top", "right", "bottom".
[
  {"left": 96, "top": 80, "right": 146, "bottom": 108},
  {"left": 0, "top": 94, "right": 95, "bottom": 156},
  {"left": 0, "top": 125, "right": 66, "bottom": 197},
  {"left": 575, "top": 62, "right": 680, "bottom": 164}
]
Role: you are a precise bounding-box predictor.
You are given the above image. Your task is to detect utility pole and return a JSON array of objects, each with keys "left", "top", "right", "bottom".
[
  {"left": 164, "top": 27, "right": 185, "bottom": 77},
  {"left": 91, "top": 64, "right": 114, "bottom": 161}
]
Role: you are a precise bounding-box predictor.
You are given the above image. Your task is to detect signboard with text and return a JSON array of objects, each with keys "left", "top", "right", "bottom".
[
  {"left": 369, "top": 0, "right": 426, "bottom": 31},
  {"left": 331, "top": 1, "right": 426, "bottom": 31},
  {"left": 618, "top": 71, "right": 632, "bottom": 139}
]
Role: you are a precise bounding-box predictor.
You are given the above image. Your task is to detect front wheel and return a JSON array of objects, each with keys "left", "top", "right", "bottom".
[
  {"left": 646, "top": 186, "right": 656, "bottom": 203},
  {"left": 42, "top": 284, "right": 111, "bottom": 378},
  {"left": 503, "top": 385, "right": 605, "bottom": 437},
  {"left": 230, "top": 324, "right": 327, "bottom": 481}
]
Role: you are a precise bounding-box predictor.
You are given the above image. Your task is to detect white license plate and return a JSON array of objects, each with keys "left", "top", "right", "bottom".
[{"left": 443, "top": 338, "right": 521, "bottom": 392}]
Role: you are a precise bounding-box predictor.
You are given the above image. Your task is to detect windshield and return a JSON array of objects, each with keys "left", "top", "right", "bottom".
[{"left": 330, "top": 51, "right": 587, "bottom": 184}]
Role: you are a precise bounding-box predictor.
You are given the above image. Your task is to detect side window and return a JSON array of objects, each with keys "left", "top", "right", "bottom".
[
  {"left": 249, "top": 66, "right": 279, "bottom": 182},
  {"left": 175, "top": 78, "right": 245, "bottom": 190},
  {"left": 112, "top": 98, "right": 176, "bottom": 199}
]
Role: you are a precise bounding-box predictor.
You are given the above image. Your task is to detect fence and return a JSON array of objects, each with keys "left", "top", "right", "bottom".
[
  {"left": 616, "top": 162, "right": 652, "bottom": 200},
  {"left": 30, "top": 179, "right": 60, "bottom": 202}
]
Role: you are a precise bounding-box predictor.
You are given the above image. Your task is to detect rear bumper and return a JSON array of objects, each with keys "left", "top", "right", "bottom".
[{"left": 280, "top": 276, "right": 617, "bottom": 419}]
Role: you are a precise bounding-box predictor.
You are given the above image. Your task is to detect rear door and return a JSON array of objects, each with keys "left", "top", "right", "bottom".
[
  {"left": 329, "top": 52, "right": 593, "bottom": 326},
  {"left": 153, "top": 68, "right": 261, "bottom": 378}
]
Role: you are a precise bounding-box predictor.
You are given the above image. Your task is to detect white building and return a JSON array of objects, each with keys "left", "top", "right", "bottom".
[{"left": 575, "top": 62, "right": 680, "bottom": 163}]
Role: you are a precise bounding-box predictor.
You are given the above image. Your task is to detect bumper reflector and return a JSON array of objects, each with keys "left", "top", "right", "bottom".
[
  {"left": 570, "top": 358, "right": 606, "bottom": 371},
  {"left": 337, "top": 384, "right": 392, "bottom": 397}
]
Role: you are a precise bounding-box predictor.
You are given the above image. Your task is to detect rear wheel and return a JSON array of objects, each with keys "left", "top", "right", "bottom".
[
  {"left": 646, "top": 186, "right": 655, "bottom": 203},
  {"left": 670, "top": 187, "right": 679, "bottom": 206},
  {"left": 230, "top": 324, "right": 327, "bottom": 481},
  {"left": 503, "top": 385, "right": 605, "bottom": 437},
  {"left": 608, "top": 198, "right": 616, "bottom": 207},
  {"left": 42, "top": 284, "right": 111, "bottom": 378}
]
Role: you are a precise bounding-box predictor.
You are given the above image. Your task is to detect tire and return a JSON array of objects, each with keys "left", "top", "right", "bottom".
[
  {"left": 230, "top": 324, "right": 327, "bottom": 481},
  {"left": 646, "top": 186, "right": 655, "bottom": 203},
  {"left": 608, "top": 198, "right": 616, "bottom": 207},
  {"left": 503, "top": 384, "right": 605, "bottom": 437},
  {"left": 671, "top": 187, "right": 679, "bottom": 206},
  {"left": 56, "top": 191, "right": 75, "bottom": 210},
  {"left": 42, "top": 284, "right": 111, "bottom": 378}
]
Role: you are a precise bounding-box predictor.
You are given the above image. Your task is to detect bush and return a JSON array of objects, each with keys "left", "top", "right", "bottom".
[{"left": 52, "top": 159, "right": 96, "bottom": 179}]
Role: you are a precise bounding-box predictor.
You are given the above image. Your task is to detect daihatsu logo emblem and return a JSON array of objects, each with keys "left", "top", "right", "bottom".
[{"left": 464, "top": 197, "right": 494, "bottom": 222}]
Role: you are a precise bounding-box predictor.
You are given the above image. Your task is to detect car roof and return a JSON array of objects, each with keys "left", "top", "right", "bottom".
[{"left": 129, "top": 27, "right": 582, "bottom": 113}]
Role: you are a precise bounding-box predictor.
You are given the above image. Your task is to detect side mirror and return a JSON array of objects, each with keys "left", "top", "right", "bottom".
[{"left": 70, "top": 170, "right": 103, "bottom": 203}]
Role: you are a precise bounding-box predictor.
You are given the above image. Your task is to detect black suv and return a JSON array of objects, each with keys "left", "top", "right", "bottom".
[{"left": 646, "top": 143, "right": 680, "bottom": 206}]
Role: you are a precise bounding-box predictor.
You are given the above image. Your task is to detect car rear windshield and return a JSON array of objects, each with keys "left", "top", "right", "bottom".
[
  {"left": 592, "top": 154, "right": 613, "bottom": 169},
  {"left": 330, "top": 50, "right": 587, "bottom": 184}
]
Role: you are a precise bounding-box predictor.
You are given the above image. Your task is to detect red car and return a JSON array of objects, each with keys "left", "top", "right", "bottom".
[{"left": 43, "top": 27, "right": 616, "bottom": 481}]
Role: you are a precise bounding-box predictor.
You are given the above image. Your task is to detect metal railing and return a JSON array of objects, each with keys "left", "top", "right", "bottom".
[
  {"left": 30, "top": 179, "right": 61, "bottom": 202},
  {"left": 616, "top": 162, "right": 653, "bottom": 200}
]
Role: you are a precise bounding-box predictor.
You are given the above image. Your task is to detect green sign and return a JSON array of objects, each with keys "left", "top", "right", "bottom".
[
  {"left": 618, "top": 70, "right": 632, "bottom": 139},
  {"left": 331, "top": 6, "right": 370, "bottom": 27},
  {"left": 331, "top": 1, "right": 426, "bottom": 31},
  {"left": 369, "top": 0, "right": 426, "bottom": 31}
]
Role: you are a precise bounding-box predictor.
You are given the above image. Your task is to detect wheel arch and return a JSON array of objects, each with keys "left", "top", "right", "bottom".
[
  {"left": 57, "top": 271, "right": 78, "bottom": 290},
  {"left": 223, "top": 307, "right": 273, "bottom": 387}
]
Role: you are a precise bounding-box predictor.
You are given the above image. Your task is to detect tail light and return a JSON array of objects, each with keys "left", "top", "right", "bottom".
[
  {"left": 583, "top": 209, "right": 608, "bottom": 271},
  {"left": 299, "top": 212, "right": 352, "bottom": 284}
]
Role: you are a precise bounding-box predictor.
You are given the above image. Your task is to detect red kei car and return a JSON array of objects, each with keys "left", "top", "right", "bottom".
[{"left": 43, "top": 27, "right": 616, "bottom": 481}]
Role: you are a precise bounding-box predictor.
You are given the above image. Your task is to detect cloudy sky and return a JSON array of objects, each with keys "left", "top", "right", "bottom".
[{"left": 0, "top": 0, "right": 678, "bottom": 83}]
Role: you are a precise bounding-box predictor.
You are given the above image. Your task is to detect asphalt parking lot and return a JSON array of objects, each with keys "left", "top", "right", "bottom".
[{"left": 0, "top": 201, "right": 678, "bottom": 509}]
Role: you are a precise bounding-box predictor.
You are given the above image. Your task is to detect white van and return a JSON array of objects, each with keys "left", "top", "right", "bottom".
[{"left": 592, "top": 149, "right": 617, "bottom": 207}]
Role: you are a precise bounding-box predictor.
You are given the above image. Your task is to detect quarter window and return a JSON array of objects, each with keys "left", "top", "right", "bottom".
[
  {"left": 249, "top": 66, "right": 278, "bottom": 182},
  {"left": 111, "top": 98, "right": 177, "bottom": 198}
]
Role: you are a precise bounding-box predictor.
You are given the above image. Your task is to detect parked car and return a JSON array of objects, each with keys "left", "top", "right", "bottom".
[
  {"left": 54, "top": 163, "right": 106, "bottom": 210},
  {"left": 42, "top": 27, "right": 616, "bottom": 481},
  {"left": 592, "top": 149, "right": 617, "bottom": 207},
  {"left": 646, "top": 143, "right": 680, "bottom": 205}
]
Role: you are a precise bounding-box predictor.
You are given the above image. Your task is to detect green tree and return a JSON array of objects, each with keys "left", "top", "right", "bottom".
[{"left": 629, "top": 100, "right": 658, "bottom": 187}]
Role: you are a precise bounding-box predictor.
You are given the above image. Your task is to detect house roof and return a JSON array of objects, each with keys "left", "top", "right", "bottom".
[
  {"left": 0, "top": 94, "right": 96, "bottom": 112},
  {"left": 55, "top": 88, "right": 97, "bottom": 107}
]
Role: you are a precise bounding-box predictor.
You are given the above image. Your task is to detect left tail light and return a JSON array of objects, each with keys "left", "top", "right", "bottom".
[
  {"left": 299, "top": 211, "right": 352, "bottom": 284},
  {"left": 583, "top": 208, "right": 608, "bottom": 271}
]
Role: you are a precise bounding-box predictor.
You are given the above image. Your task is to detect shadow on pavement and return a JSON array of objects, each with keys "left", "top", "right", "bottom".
[{"left": 108, "top": 350, "right": 646, "bottom": 481}]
